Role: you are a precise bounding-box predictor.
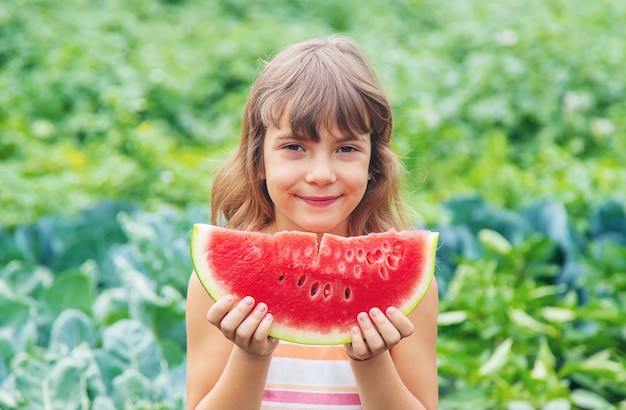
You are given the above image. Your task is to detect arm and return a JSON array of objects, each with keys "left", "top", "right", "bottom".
[
  {"left": 347, "top": 280, "right": 439, "bottom": 410},
  {"left": 185, "top": 273, "right": 278, "bottom": 410}
]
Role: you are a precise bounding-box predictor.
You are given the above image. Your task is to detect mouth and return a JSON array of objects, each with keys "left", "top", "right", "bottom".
[{"left": 299, "top": 196, "right": 340, "bottom": 206}]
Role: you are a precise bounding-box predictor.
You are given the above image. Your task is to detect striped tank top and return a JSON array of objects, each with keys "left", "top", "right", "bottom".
[{"left": 261, "top": 342, "right": 362, "bottom": 409}]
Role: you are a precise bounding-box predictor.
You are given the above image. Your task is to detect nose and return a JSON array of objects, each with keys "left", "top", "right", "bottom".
[{"left": 305, "top": 155, "right": 336, "bottom": 185}]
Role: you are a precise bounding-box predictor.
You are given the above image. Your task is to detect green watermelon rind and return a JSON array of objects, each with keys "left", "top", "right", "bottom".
[
  {"left": 190, "top": 224, "right": 227, "bottom": 305},
  {"left": 190, "top": 224, "right": 438, "bottom": 345}
]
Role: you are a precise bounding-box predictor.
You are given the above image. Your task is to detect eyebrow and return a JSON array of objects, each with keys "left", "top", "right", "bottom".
[{"left": 273, "top": 132, "right": 369, "bottom": 143}]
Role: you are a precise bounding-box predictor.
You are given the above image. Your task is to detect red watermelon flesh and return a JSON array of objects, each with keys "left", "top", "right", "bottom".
[{"left": 191, "top": 224, "right": 438, "bottom": 345}]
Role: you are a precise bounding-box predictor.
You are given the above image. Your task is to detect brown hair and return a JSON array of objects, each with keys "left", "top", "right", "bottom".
[{"left": 210, "top": 36, "right": 410, "bottom": 235}]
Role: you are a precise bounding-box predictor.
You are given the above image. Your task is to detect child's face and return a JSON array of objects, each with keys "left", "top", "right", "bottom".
[{"left": 262, "top": 117, "right": 371, "bottom": 237}]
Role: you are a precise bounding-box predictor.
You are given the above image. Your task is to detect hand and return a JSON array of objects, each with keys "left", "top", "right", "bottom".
[
  {"left": 207, "top": 294, "right": 279, "bottom": 357},
  {"left": 344, "top": 306, "right": 414, "bottom": 361}
]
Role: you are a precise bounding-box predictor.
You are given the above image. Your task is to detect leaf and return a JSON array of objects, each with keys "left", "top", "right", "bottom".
[
  {"left": 10, "top": 344, "right": 106, "bottom": 410},
  {"left": 0, "top": 261, "right": 53, "bottom": 299},
  {"left": 522, "top": 201, "right": 579, "bottom": 255},
  {"left": 478, "top": 229, "right": 512, "bottom": 254},
  {"left": 478, "top": 338, "right": 513, "bottom": 376},
  {"left": 507, "top": 401, "right": 535, "bottom": 410},
  {"left": 47, "top": 358, "right": 89, "bottom": 409},
  {"left": 43, "top": 269, "right": 96, "bottom": 317},
  {"left": 92, "top": 287, "right": 130, "bottom": 325},
  {"left": 92, "top": 396, "right": 116, "bottom": 410},
  {"left": 542, "top": 399, "right": 571, "bottom": 410},
  {"left": 439, "top": 386, "right": 492, "bottom": 410},
  {"left": 509, "top": 309, "right": 559, "bottom": 337},
  {"left": 531, "top": 338, "right": 556, "bottom": 381},
  {"left": 100, "top": 320, "right": 165, "bottom": 380},
  {"left": 539, "top": 307, "right": 576, "bottom": 324},
  {"left": 570, "top": 389, "right": 613, "bottom": 410},
  {"left": 438, "top": 310, "right": 469, "bottom": 326},
  {"left": 590, "top": 200, "right": 626, "bottom": 240},
  {"left": 0, "top": 281, "right": 38, "bottom": 356},
  {"left": 560, "top": 349, "right": 626, "bottom": 383},
  {"left": 49, "top": 309, "right": 97, "bottom": 353},
  {"left": 111, "top": 369, "right": 154, "bottom": 410},
  {"left": 166, "top": 362, "right": 187, "bottom": 403}
]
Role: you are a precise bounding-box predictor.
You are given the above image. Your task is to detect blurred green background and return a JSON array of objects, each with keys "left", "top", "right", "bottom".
[{"left": 1, "top": 0, "right": 625, "bottom": 408}]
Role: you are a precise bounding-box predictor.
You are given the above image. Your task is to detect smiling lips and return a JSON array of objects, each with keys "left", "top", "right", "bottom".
[{"left": 299, "top": 196, "right": 340, "bottom": 206}]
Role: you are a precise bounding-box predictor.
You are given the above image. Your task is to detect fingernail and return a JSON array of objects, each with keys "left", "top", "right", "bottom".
[
  {"left": 370, "top": 308, "right": 381, "bottom": 317},
  {"left": 243, "top": 296, "right": 254, "bottom": 305},
  {"left": 352, "top": 326, "right": 360, "bottom": 335},
  {"left": 256, "top": 303, "right": 267, "bottom": 312},
  {"left": 265, "top": 313, "right": 273, "bottom": 321},
  {"left": 224, "top": 294, "right": 234, "bottom": 302},
  {"left": 358, "top": 312, "right": 368, "bottom": 322},
  {"left": 387, "top": 307, "right": 397, "bottom": 315}
]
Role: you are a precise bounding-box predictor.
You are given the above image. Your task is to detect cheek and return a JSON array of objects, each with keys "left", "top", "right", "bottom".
[
  {"left": 263, "top": 168, "right": 287, "bottom": 200},
  {"left": 349, "top": 166, "right": 371, "bottom": 188}
]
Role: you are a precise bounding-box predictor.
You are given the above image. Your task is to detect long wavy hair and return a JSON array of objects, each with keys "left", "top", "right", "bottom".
[{"left": 210, "top": 36, "right": 409, "bottom": 236}]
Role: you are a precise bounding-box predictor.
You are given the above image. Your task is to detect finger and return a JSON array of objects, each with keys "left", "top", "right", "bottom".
[
  {"left": 251, "top": 311, "right": 274, "bottom": 344},
  {"left": 252, "top": 312, "right": 280, "bottom": 355},
  {"left": 219, "top": 296, "right": 255, "bottom": 339},
  {"left": 234, "top": 302, "right": 270, "bottom": 346},
  {"left": 386, "top": 306, "right": 415, "bottom": 338},
  {"left": 206, "top": 294, "right": 235, "bottom": 326},
  {"left": 357, "top": 311, "right": 385, "bottom": 353},
  {"left": 369, "top": 307, "right": 402, "bottom": 347},
  {"left": 347, "top": 326, "right": 368, "bottom": 360}
]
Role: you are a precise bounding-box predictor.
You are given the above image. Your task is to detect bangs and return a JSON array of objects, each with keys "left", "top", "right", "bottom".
[{"left": 258, "top": 50, "right": 380, "bottom": 141}]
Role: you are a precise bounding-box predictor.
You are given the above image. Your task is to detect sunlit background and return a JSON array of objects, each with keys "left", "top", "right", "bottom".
[{"left": 1, "top": 0, "right": 625, "bottom": 408}]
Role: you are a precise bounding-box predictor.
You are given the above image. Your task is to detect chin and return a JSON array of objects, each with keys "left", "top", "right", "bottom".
[{"left": 302, "top": 222, "right": 347, "bottom": 236}]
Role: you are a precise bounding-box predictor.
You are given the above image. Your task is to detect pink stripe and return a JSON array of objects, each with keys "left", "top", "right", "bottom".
[{"left": 263, "top": 389, "right": 361, "bottom": 406}]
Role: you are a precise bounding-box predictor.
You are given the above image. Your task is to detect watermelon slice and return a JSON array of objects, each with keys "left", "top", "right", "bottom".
[{"left": 190, "top": 224, "right": 438, "bottom": 345}]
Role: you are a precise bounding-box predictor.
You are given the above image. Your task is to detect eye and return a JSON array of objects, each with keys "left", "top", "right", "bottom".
[
  {"left": 284, "top": 143, "right": 304, "bottom": 152},
  {"left": 337, "top": 145, "right": 358, "bottom": 153}
]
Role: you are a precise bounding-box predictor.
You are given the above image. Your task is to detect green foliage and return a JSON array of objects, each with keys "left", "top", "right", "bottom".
[
  {"left": 0, "top": 202, "right": 196, "bottom": 409},
  {"left": 1, "top": 0, "right": 625, "bottom": 227},
  {"left": 1, "top": 0, "right": 626, "bottom": 407},
  {"left": 1, "top": 199, "right": 625, "bottom": 408},
  {"left": 435, "top": 197, "right": 626, "bottom": 408}
]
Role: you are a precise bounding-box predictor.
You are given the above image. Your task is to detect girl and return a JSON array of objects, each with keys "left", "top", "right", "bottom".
[{"left": 186, "top": 36, "right": 438, "bottom": 410}]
